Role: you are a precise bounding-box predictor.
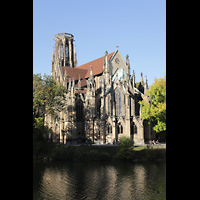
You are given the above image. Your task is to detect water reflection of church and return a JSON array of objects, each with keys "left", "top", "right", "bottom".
[{"left": 45, "top": 33, "right": 160, "bottom": 145}]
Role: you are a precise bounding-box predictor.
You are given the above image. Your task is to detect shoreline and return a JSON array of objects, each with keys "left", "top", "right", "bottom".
[{"left": 34, "top": 145, "right": 166, "bottom": 163}]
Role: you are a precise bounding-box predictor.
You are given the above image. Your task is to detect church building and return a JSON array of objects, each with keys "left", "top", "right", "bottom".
[{"left": 45, "top": 33, "right": 156, "bottom": 145}]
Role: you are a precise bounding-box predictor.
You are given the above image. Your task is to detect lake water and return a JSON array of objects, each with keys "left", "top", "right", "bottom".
[{"left": 33, "top": 161, "right": 166, "bottom": 200}]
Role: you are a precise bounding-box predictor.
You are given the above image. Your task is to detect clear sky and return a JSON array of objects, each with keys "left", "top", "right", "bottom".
[{"left": 33, "top": 0, "right": 166, "bottom": 86}]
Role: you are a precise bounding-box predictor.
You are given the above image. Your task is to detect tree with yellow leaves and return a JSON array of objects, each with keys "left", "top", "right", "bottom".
[{"left": 139, "top": 75, "right": 166, "bottom": 133}]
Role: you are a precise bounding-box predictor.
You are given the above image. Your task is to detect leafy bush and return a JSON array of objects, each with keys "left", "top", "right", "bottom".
[
  {"left": 51, "top": 145, "right": 75, "bottom": 161},
  {"left": 116, "top": 136, "right": 134, "bottom": 160},
  {"left": 33, "top": 126, "right": 50, "bottom": 161}
]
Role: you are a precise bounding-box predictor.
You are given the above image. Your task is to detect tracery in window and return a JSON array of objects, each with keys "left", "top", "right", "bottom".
[{"left": 117, "top": 123, "right": 123, "bottom": 134}]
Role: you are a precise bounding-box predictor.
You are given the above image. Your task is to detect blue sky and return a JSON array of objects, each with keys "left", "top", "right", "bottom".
[{"left": 33, "top": 0, "right": 166, "bottom": 86}]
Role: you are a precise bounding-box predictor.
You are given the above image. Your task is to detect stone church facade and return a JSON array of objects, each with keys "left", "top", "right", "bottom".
[{"left": 45, "top": 33, "right": 155, "bottom": 145}]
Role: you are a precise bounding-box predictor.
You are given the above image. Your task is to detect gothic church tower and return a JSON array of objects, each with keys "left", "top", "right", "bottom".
[{"left": 51, "top": 33, "right": 77, "bottom": 82}]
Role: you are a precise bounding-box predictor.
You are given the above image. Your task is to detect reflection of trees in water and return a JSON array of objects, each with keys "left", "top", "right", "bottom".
[
  {"left": 34, "top": 162, "right": 166, "bottom": 200},
  {"left": 144, "top": 162, "right": 166, "bottom": 199},
  {"left": 33, "top": 164, "right": 46, "bottom": 199}
]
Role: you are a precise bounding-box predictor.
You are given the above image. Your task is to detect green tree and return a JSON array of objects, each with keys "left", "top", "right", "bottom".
[
  {"left": 33, "top": 73, "right": 67, "bottom": 127},
  {"left": 139, "top": 75, "right": 166, "bottom": 133},
  {"left": 33, "top": 74, "right": 68, "bottom": 160}
]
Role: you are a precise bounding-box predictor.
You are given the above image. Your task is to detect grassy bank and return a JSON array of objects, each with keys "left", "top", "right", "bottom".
[
  {"left": 33, "top": 127, "right": 165, "bottom": 163},
  {"left": 50, "top": 145, "right": 119, "bottom": 162},
  {"left": 47, "top": 145, "right": 166, "bottom": 162}
]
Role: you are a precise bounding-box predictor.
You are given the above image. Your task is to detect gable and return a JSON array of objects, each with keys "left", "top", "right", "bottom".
[{"left": 110, "top": 50, "right": 127, "bottom": 76}]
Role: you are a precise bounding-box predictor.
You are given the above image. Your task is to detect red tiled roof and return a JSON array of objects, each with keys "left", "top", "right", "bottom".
[
  {"left": 61, "top": 67, "right": 87, "bottom": 80},
  {"left": 77, "top": 52, "right": 115, "bottom": 78},
  {"left": 75, "top": 79, "right": 87, "bottom": 87},
  {"left": 61, "top": 51, "right": 115, "bottom": 88}
]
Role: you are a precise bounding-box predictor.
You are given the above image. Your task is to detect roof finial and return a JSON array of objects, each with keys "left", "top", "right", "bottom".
[
  {"left": 68, "top": 78, "right": 71, "bottom": 90},
  {"left": 126, "top": 54, "right": 130, "bottom": 75},
  {"left": 144, "top": 75, "right": 149, "bottom": 94},
  {"left": 145, "top": 75, "right": 148, "bottom": 89},
  {"left": 104, "top": 51, "right": 109, "bottom": 74},
  {"left": 140, "top": 72, "right": 144, "bottom": 86},
  {"left": 90, "top": 65, "right": 93, "bottom": 78},
  {"left": 78, "top": 74, "right": 81, "bottom": 90},
  {"left": 132, "top": 69, "right": 136, "bottom": 86},
  {"left": 116, "top": 46, "right": 119, "bottom": 50},
  {"left": 72, "top": 77, "right": 75, "bottom": 89}
]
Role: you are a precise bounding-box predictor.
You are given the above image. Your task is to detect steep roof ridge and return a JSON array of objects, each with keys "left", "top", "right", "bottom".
[
  {"left": 77, "top": 51, "right": 115, "bottom": 69},
  {"left": 77, "top": 52, "right": 115, "bottom": 69},
  {"left": 75, "top": 51, "right": 115, "bottom": 78},
  {"left": 109, "top": 49, "right": 118, "bottom": 62}
]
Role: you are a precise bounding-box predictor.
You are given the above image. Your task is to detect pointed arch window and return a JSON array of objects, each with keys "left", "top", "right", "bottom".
[
  {"left": 60, "top": 43, "right": 63, "bottom": 59},
  {"left": 108, "top": 95, "right": 111, "bottom": 115},
  {"left": 65, "top": 42, "right": 69, "bottom": 63},
  {"left": 117, "top": 123, "right": 123, "bottom": 134},
  {"left": 97, "top": 98, "right": 101, "bottom": 117},
  {"left": 107, "top": 123, "right": 112, "bottom": 135},
  {"left": 134, "top": 125, "right": 137, "bottom": 134},
  {"left": 115, "top": 88, "right": 121, "bottom": 117},
  {"left": 76, "top": 100, "right": 83, "bottom": 122}
]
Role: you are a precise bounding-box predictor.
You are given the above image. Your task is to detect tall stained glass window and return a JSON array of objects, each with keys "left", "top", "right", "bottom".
[{"left": 115, "top": 88, "right": 121, "bottom": 117}]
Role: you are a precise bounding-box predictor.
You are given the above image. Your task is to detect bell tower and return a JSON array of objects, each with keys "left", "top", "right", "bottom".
[{"left": 52, "top": 33, "right": 77, "bottom": 68}]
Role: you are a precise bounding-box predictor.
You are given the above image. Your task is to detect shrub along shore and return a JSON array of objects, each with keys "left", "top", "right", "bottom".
[{"left": 34, "top": 144, "right": 166, "bottom": 163}]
